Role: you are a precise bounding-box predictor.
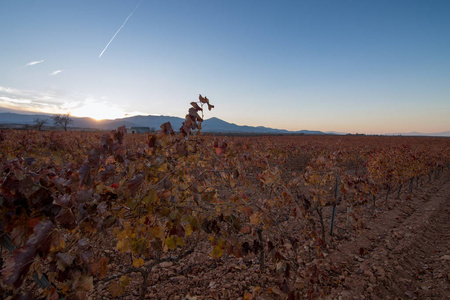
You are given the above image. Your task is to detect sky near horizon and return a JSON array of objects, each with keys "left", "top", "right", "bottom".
[{"left": 0, "top": 0, "right": 449, "bottom": 134}]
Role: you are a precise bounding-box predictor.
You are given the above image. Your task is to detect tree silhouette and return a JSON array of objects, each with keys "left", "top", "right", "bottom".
[
  {"left": 52, "top": 114, "right": 73, "bottom": 131},
  {"left": 33, "top": 118, "right": 48, "bottom": 131}
]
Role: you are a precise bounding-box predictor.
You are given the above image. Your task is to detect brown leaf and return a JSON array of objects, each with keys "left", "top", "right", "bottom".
[
  {"left": 99, "top": 164, "right": 116, "bottom": 181},
  {"left": 78, "top": 275, "right": 94, "bottom": 291},
  {"left": 199, "top": 94, "right": 214, "bottom": 111},
  {"left": 55, "top": 207, "right": 76, "bottom": 230},
  {"left": 1, "top": 245, "right": 36, "bottom": 288},
  {"left": 128, "top": 173, "right": 145, "bottom": 196},
  {"left": 91, "top": 257, "right": 109, "bottom": 279},
  {"left": 190, "top": 102, "right": 203, "bottom": 111},
  {"left": 159, "top": 122, "right": 175, "bottom": 135},
  {"left": 56, "top": 252, "right": 75, "bottom": 271}
]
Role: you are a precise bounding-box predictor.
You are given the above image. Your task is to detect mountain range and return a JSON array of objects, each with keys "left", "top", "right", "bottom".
[
  {"left": 0, "top": 111, "right": 449, "bottom": 137},
  {"left": 0, "top": 112, "right": 328, "bottom": 135}
]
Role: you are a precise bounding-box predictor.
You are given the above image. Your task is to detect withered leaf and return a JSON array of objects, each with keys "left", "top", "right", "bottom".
[
  {"left": 127, "top": 173, "right": 145, "bottom": 196},
  {"left": 99, "top": 164, "right": 116, "bottom": 181},
  {"left": 1, "top": 245, "right": 36, "bottom": 288},
  {"left": 190, "top": 102, "right": 203, "bottom": 111},
  {"left": 159, "top": 122, "right": 174, "bottom": 135},
  {"left": 56, "top": 252, "right": 75, "bottom": 271},
  {"left": 199, "top": 94, "right": 214, "bottom": 111}
]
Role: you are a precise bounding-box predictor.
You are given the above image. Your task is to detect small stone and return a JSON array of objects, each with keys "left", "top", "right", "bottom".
[
  {"left": 405, "top": 291, "right": 414, "bottom": 299},
  {"left": 160, "top": 261, "right": 174, "bottom": 268},
  {"left": 171, "top": 276, "right": 186, "bottom": 281}
]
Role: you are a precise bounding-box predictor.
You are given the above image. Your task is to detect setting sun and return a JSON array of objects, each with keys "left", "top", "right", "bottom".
[{"left": 69, "top": 100, "right": 129, "bottom": 120}]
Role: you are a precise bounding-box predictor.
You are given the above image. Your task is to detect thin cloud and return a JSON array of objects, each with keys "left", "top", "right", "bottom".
[
  {"left": 25, "top": 60, "right": 44, "bottom": 67},
  {"left": 49, "top": 70, "right": 63, "bottom": 76},
  {"left": 0, "top": 96, "right": 32, "bottom": 104},
  {"left": 0, "top": 85, "right": 150, "bottom": 119}
]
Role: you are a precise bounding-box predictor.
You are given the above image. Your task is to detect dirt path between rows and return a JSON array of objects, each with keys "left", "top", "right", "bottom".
[{"left": 327, "top": 174, "right": 450, "bottom": 300}]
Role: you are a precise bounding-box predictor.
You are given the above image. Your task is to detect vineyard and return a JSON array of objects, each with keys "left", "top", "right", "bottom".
[{"left": 1, "top": 97, "right": 450, "bottom": 299}]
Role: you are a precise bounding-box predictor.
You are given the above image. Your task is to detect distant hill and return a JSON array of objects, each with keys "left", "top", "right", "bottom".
[
  {"left": 1, "top": 111, "right": 448, "bottom": 136},
  {"left": 387, "top": 131, "right": 450, "bottom": 137},
  {"left": 0, "top": 112, "right": 330, "bottom": 135}
]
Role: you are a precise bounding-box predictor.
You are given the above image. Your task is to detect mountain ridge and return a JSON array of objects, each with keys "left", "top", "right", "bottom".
[
  {"left": 0, "top": 111, "right": 449, "bottom": 136},
  {"left": 0, "top": 112, "right": 330, "bottom": 135}
]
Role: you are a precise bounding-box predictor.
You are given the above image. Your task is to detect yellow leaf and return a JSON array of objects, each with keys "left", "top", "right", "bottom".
[
  {"left": 120, "top": 275, "right": 131, "bottom": 286},
  {"left": 211, "top": 245, "right": 223, "bottom": 258},
  {"left": 185, "top": 223, "right": 193, "bottom": 236},
  {"left": 149, "top": 225, "right": 164, "bottom": 239},
  {"left": 117, "top": 239, "right": 130, "bottom": 252},
  {"left": 131, "top": 238, "right": 147, "bottom": 255},
  {"left": 244, "top": 292, "right": 253, "bottom": 300},
  {"left": 142, "top": 189, "right": 158, "bottom": 207},
  {"left": 175, "top": 236, "right": 185, "bottom": 247},
  {"left": 109, "top": 282, "right": 124, "bottom": 297},
  {"left": 132, "top": 257, "right": 144, "bottom": 268},
  {"left": 164, "top": 236, "right": 177, "bottom": 250}
]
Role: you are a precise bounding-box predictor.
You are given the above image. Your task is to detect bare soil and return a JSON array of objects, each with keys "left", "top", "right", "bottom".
[{"left": 325, "top": 174, "right": 450, "bottom": 300}]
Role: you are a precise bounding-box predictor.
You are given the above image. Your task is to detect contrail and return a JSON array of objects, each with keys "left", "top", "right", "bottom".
[{"left": 99, "top": 0, "right": 143, "bottom": 58}]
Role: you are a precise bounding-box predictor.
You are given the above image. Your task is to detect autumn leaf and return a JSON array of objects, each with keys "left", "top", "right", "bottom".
[
  {"left": 165, "top": 236, "right": 177, "bottom": 250},
  {"left": 241, "top": 225, "right": 251, "bottom": 234},
  {"left": 211, "top": 245, "right": 223, "bottom": 258},
  {"left": 127, "top": 173, "right": 145, "bottom": 196},
  {"left": 164, "top": 235, "right": 184, "bottom": 250},
  {"left": 1, "top": 245, "right": 36, "bottom": 288},
  {"left": 190, "top": 101, "right": 203, "bottom": 111},
  {"left": 185, "top": 223, "right": 193, "bottom": 236},
  {"left": 56, "top": 252, "right": 75, "bottom": 271},
  {"left": 199, "top": 94, "right": 214, "bottom": 111},
  {"left": 132, "top": 257, "right": 145, "bottom": 268},
  {"left": 159, "top": 122, "right": 175, "bottom": 136},
  {"left": 249, "top": 213, "right": 260, "bottom": 225},
  {"left": 109, "top": 282, "right": 124, "bottom": 297},
  {"left": 99, "top": 164, "right": 116, "bottom": 181},
  {"left": 91, "top": 257, "right": 109, "bottom": 279},
  {"left": 131, "top": 238, "right": 148, "bottom": 255}
]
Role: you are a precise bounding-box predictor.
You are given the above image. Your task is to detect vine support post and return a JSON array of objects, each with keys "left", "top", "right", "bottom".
[
  {"left": 256, "top": 228, "right": 265, "bottom": 273},
  {"left": 397, "top": 183, "right": 403, "bottom": 199},
  {"left": 384, "top": 185, "right": 391, "bottom": 207},
  {"left": 372, "top": 194, "right": 376, "bottom": 214},
  {"left": 409, "top": 177, "right": 414, "bottom": 193},
  {"left": 329, "top": 174, "right": 339, "bottom": 236}
]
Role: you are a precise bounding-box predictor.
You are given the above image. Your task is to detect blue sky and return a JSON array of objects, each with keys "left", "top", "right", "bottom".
[{"left": 0, "top": 0, "right": 449, "bottom": 134}]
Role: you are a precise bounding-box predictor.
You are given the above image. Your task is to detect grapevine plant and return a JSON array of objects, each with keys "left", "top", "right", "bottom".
[{"left": 1, "top": 96, "right": 450, "bottom": 299}]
